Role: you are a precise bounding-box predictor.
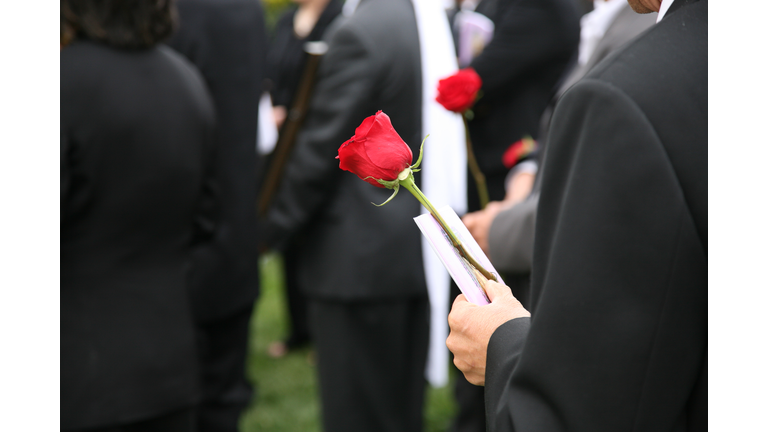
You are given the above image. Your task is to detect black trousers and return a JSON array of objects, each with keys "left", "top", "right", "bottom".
[
  {"left": 308, "top": 296, "right": 430, "bottom": 432},
  {"left": 282, "top": 245, "right": 311, "bottom": 348},
  {"left": 194, "top": 305, "right": 255, "bottom": 432}
]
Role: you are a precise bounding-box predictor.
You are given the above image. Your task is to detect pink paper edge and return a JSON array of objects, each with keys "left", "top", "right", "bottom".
[{"left": 414, "top": 207, "right": 502, "bottom": 305}]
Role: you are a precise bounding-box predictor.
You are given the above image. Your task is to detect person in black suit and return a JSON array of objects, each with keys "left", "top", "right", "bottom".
[
  {"left": 448, "top": 1, "right": 580, "bottom": 430},
  {"left": 264, "top": 0, "right": 344, "bottom": 359},
  {"left": 463, "top": 0, "right": 580, "bottom": 210},
  {"left": 166, "top": 1, "right": 267, "bottom": 430},
  {"left": 446, "top": 1, "right": 707, "bottom": 431},
  {"left": 466, "top": 0, "right": 657, "bottom": 275},
  {"left": 60, "top": 1, "right": 215, "bottom": 430},
  {"left": 262, "top": 0, "right": 429, "bottom": 430}
]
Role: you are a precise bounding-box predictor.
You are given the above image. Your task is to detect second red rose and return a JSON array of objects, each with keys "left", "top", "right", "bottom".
[{"left": 435, "top": 67, "right": 482, "bottom": 113}]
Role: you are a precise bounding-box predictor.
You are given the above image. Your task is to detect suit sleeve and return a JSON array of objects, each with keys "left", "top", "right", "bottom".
[
  {"left": 61, "top": 131, "right": 70, "bottom": 207},
  {"left": 470, "top": 0, "right": 578, "bottom": 99},
  {"left": 488, "top": 193, "right": 538, "bottom": 274},
  {"left": 264, "top": 23, "right": 377, "bottom": 250},
  {"left": 484, "top": 79, "right": 707, "bottom": 431}
]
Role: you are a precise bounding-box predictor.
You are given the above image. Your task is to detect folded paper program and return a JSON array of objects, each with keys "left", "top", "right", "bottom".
[{"left": 415, "top": 206, "right": 501, "bottom": 305}]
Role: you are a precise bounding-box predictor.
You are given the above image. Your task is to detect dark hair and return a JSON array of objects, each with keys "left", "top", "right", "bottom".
[{"left": 61, "top": 0, "right": 177, "bottom": 49}]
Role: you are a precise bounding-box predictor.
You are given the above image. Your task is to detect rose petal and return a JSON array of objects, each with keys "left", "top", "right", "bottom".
[
  {"left": 354, "top": 110, "right": 381, "bottom": 139},
  {"left": 338, "top": 137, "right": 392, "bottom": 187},
  {"left": 364, "top": 115, "right": 412, "bottom": 176}
]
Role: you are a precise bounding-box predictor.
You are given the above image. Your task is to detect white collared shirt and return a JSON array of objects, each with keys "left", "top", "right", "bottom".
[
  {"left": 577, "top": 0, "right": 627, "bottom": 66},
  {"left": 657, "top": 0, "right": 675, "bottom": 22}
]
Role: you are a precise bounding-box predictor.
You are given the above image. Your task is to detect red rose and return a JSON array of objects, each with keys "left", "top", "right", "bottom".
[
  {"left": 435, "top": 67, "right": 482, "bottom": 113},
  {"left": 502, "top": 136, "right": 537, "bottom": 169},
  {"left": 337, "top": 111, "right": 413, "bottom": 188}
]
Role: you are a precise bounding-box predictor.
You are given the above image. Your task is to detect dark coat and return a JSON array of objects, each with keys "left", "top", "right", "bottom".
[
  {"left": 484, "top": 1, "right": 707, "bottom": 431},
  {"left": 487, "top": 2, "right": 657, "bottom": 275},
  {"left": 60, "top": 41, "right": 215, "bottom": 430},
  {"left": 466, "top": 0, "right": 580, "bottom": 203},
  {"left": 263, "top": 0, "right": 427, "bottom": 300},
  {"left": 167, "top": 0, "right": 268, "bottom": 322}
]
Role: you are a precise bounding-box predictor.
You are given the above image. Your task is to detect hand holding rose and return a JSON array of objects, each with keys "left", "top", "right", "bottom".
[{"left": 446, "top": 278, "right": 530, "bottom": 386}]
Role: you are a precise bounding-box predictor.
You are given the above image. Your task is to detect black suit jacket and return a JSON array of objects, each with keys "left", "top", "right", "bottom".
[
  {"left": 487, "top": 2, "right": 656, "bottom": 275},
  {"left": 264, "top": 0, "right": 427, "bottom": 300},
  {"left": 484, "top": 1, "right": 707, "bottom": 431},
  {"left": 167, "top": 0, "right": 268, "bottom": 322},
  {"left": 466, "top": 0, "right": 580, "bottom": 202},
  {"left": 61, "top": 41, "right": 215, "bottom": 430}
]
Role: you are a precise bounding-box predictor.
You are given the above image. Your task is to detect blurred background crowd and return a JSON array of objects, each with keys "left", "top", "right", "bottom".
[{"left": 60, "top": 0, "right": 691, "bottom": 431}]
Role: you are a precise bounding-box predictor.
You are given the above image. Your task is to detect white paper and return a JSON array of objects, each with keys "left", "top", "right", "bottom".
[
  {"left": 414, "top": 206, "right": 502, "bottom": 306},
  {"left": 256, "top": 92, "right": 278, "bottom": 155},
  {"left": 455, "top": 10, "right": 495, "bottom": 68}
]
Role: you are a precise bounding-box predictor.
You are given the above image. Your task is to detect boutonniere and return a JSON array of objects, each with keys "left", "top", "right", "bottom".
[{"left": 502, "top": 136, "right": 537, "bottom": 169}]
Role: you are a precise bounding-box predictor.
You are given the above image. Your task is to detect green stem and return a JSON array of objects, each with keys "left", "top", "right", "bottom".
[
  {"left": 400, "top": 173, "right": 497, "bottom": 282},
  {"left": 463, "top": 116, "right": 490, "bottom": 209}
]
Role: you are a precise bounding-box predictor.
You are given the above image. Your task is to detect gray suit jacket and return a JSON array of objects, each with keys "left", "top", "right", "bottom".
[
  {"left": 487, "top": 3, "right": 655, "bottom": 274},
  {"left": 264, "top": 0, "right": 428, "bottom": 300}
]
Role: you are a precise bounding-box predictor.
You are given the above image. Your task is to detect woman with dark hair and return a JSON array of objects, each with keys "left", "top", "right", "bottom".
[
  {"left": 61, "top": 1, "right": 216, "bottom": 430},
  {"left": 60, "top": 0, "right": 177, "bottom": 49}
]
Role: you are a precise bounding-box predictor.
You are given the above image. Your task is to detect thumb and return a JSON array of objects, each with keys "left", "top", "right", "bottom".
[{"left": 484, "top": 279, "right": 511, "bottom": 303}]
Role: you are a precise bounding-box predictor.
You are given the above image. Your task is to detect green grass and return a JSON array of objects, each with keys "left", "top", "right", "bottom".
[{"left": 239, "top": 252, "right": 458, "bottom": 432}]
